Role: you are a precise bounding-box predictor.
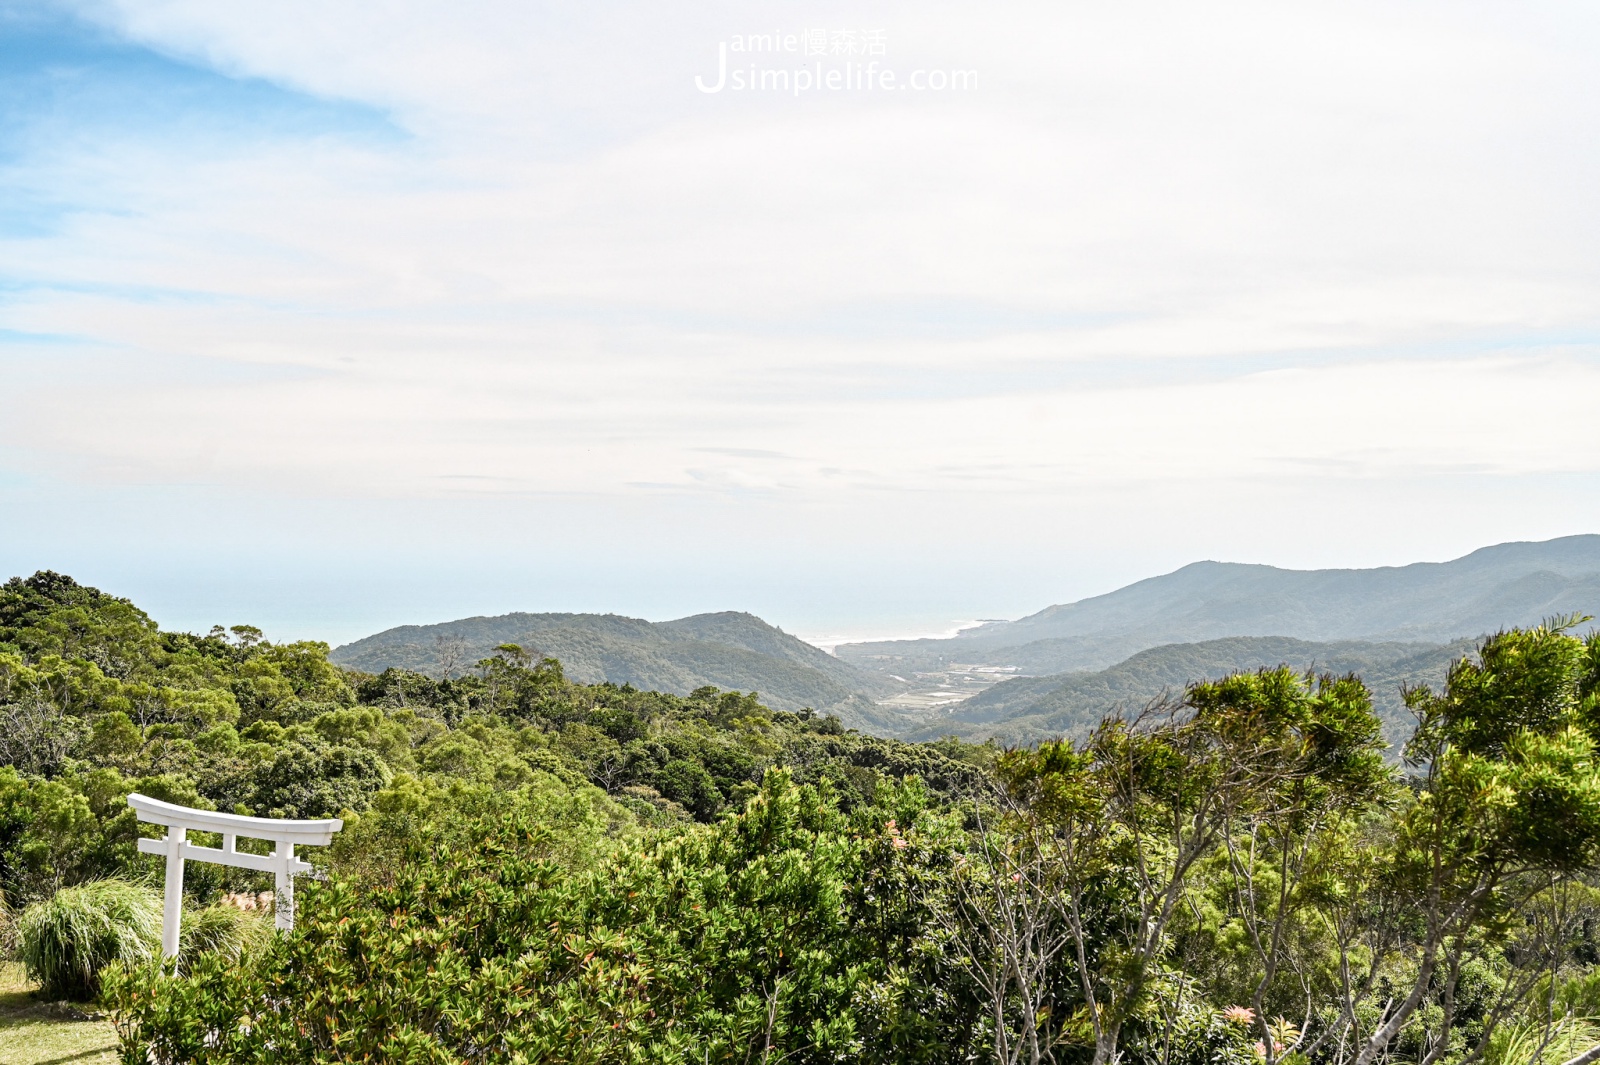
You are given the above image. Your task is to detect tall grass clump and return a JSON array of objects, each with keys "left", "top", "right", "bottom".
[
  {"left": 178, "top": 903, "right": 272, "bottom": 974},
  {"left": 0, "top": 888, "right": 14, "bottom": 957},
  {"left": 1488, "top": 1018, "right": 1600, "bottom": 1065},
  {"left": 17, "top": 879, "right": 161, "bottom": 1000}
]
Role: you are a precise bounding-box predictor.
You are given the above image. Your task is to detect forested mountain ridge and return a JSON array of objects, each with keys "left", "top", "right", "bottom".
[
  {"left": 838, "top": 534, "right": 1600, "bottom": 677},
  {"left": 332, "top": 609, "right": 905, "bottom": 730}
]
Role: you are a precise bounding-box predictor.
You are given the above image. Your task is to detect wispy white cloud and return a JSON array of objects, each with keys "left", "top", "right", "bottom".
[{"left": 3, "top": 0, "right": 1600, "bottom": 636}]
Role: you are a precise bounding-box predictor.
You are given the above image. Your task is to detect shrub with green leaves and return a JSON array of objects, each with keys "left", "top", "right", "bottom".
[
  {"left": 109, "top": 771, "right": 974, "bottom": 1064},
  {"left": 18, "top": 878, "right": 161, "bottom": 1000}
]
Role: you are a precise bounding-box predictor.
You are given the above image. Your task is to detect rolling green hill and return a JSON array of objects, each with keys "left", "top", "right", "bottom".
[
  {"left": 904, "top": 635, "right": 1477, "bottom": 749},
  {"left": 330, "top": 610, "right": 910, "bottom": 731}
]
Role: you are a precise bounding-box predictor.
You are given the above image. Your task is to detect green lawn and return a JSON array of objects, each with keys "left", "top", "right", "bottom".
[{"left": 0, "top": 962, "right": 120, "bottom": 1065}]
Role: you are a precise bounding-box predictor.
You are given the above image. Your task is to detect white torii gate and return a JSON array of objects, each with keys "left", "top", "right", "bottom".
[{"left": 128, "top": 793, "right": 343, "bottom": 961}]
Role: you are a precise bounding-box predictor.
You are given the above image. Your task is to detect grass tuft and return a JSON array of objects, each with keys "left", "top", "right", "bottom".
[
  {"left": 1488, "top": 1017, "right": 1600, "bottom": 1065},
  {"left": 16, "top": 880, "right": 160, "bottom": 1001},
  {"left": 178, "top": 903, "right": 272, "bottom": 974}
]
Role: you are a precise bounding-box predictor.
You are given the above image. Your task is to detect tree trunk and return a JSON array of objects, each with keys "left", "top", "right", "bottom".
[
  {"left": 1091, "top": 1021, "right": 1120, "bottom": 1065},
  {"left": 1353, "top": 954, "right": 1437, "bottom": 1065},
  {"left": 1555, "top": 1042, "right": 1600, "bottom": 1065}
]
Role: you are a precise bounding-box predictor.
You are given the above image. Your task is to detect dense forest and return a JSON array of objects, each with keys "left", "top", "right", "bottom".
[{"left": 5, "top": 570, "right": 1600, "bottom": 1065}]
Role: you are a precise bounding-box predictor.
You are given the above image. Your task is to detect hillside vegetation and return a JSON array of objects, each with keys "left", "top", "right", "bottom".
[
  {"left": 326, "top": 537, "right": 1600, "bottom": 747},
  {"left": 904, "top": 635, "right": 1477, "bottom": 747},
  {"left": 10, "top": 568, "right": 1600, "bottom": 1065},
  {"left": 332, "top": 610, "right": 904, "bottom": 731},
  {"left": 0, "top": 571, "right": 983, "bottom": 907}
]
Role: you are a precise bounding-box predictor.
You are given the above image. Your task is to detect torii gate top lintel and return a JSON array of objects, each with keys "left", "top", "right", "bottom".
[
  {"left": 127, "top": 792, "right": 343, "bottom": 961},
  {"left": 127, "top": 792, "right": 343, "bottom": 844}
]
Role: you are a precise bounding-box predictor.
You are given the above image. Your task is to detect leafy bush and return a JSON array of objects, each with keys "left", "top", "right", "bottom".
[
  {"left": 110, "top": 772, "right": 973, "bottom": 1064},
  {"left": 656, "top": 757, "right": 723, "bottom": 820},
  {"left": 249, "top": 739, "right": 391, "bottom": 818},
  {"left": 18, "top": 878, "right": 160, "bottom": 1000},
  {"left": 1122, "top": 997, "right": 1258, "bottom": 1065}
]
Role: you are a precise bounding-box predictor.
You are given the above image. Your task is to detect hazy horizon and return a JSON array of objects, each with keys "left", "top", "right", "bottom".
[{"left": 8, "top": 533, "right": 1586, "bottom": 652}]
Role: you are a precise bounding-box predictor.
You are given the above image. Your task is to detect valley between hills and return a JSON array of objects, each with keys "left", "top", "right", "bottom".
[{"left": 333, "top": 533, "right": 1600, "bottom": 747}]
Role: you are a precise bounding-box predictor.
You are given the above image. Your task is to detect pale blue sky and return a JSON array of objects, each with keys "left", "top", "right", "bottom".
[{"left": 3, "top": 0, "right": 1600, "bottom": 646}]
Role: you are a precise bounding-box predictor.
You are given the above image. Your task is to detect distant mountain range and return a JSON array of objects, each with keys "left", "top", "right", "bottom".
[
  {"left": 333, "top": 535, "right": 1600, "bottom": 747},
  {"left": 835, "top": 535, "right": 1600, "bottom": 678},
  {"left": 329, "top": 610, "right": 909, "bottom": 731}
]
